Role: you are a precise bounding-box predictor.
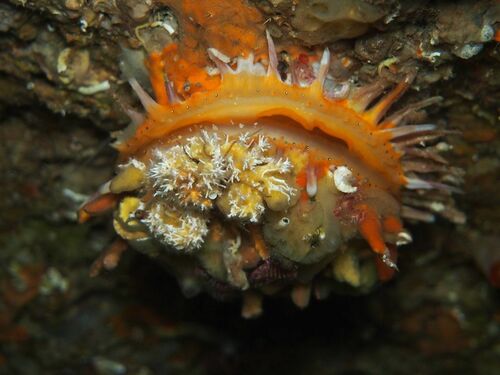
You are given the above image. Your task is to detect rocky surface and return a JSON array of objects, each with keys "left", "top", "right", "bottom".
[{"left": 0, "top": 0, "right": 499, "bottom": 374}]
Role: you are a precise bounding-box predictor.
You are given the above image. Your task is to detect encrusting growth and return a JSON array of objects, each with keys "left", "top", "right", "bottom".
[{"left": 79, "top": 30, "right": 463, "bottom": 317}]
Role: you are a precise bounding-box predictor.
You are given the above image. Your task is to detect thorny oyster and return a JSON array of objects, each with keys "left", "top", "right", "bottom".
[{"left": 79, "top": 27, "right": 464, "bottom": 317}]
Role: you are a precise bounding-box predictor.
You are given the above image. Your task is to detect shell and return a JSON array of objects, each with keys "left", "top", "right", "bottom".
[{"left": 79, "top": 31, "right": 463, "bottom": 317}]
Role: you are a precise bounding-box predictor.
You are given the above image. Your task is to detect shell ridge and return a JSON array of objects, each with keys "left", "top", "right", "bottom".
[{"left": 122, "top": 63, "right": 407, "bottom": 188}]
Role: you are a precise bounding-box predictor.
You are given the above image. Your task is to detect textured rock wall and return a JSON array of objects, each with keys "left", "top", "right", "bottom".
[{"left": 0, "top": 1, "right": 499, "bottom": 374}]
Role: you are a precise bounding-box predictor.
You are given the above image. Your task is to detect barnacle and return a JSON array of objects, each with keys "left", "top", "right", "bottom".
[{"left": 80, "top": 28, "right": 463, "bottom": 318}]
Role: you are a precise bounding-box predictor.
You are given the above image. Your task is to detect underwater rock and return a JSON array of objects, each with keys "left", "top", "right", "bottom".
[
  {"left": 291, "top": 0, "right": 387, "bottom": 44},
  {"left": 0, "top": 0, "right": 499, "bottom": 373}
]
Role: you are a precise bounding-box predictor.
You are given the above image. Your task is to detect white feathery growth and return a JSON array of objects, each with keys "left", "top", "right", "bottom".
[
  {"left": 147, "top": 135, "right": 231, "bottom": 207},
  {"left": 274, "top": 158, "right": 293, "bottom": 174},
  {"left": 201, "top": 129, "right": 220, "bottom": 149},
  {"left": 254, "top": 159, "right": 292, "bottom": 177},
  {"left": 264, "top": 175, "right": 296, "bottom": 202},
  {"left": 145, "top": 131, "right": 296, "bottom": 220},
  {"left": 255, "top": 134, "right": 271, "bottom": 152},
  {"left": 225, "top": 155, "right": 241, "bottom": 183},
  {"left": 253, "top": 159, "right": 296, "bottom": 202},
  {"left": 148, "top": 146, "right": 197, "bottom": 196},
  {"left": 227, "top": 194, "right": 265, "bottom": 223},
  {"left": 238, "top": 132, "right": 251, "bottom": 144},
  {"left": 243, "top": 134, "right": 275, "bottom": 170},
  {"left": 141, "top": 202, "right": 208, "bottom": 251}
]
